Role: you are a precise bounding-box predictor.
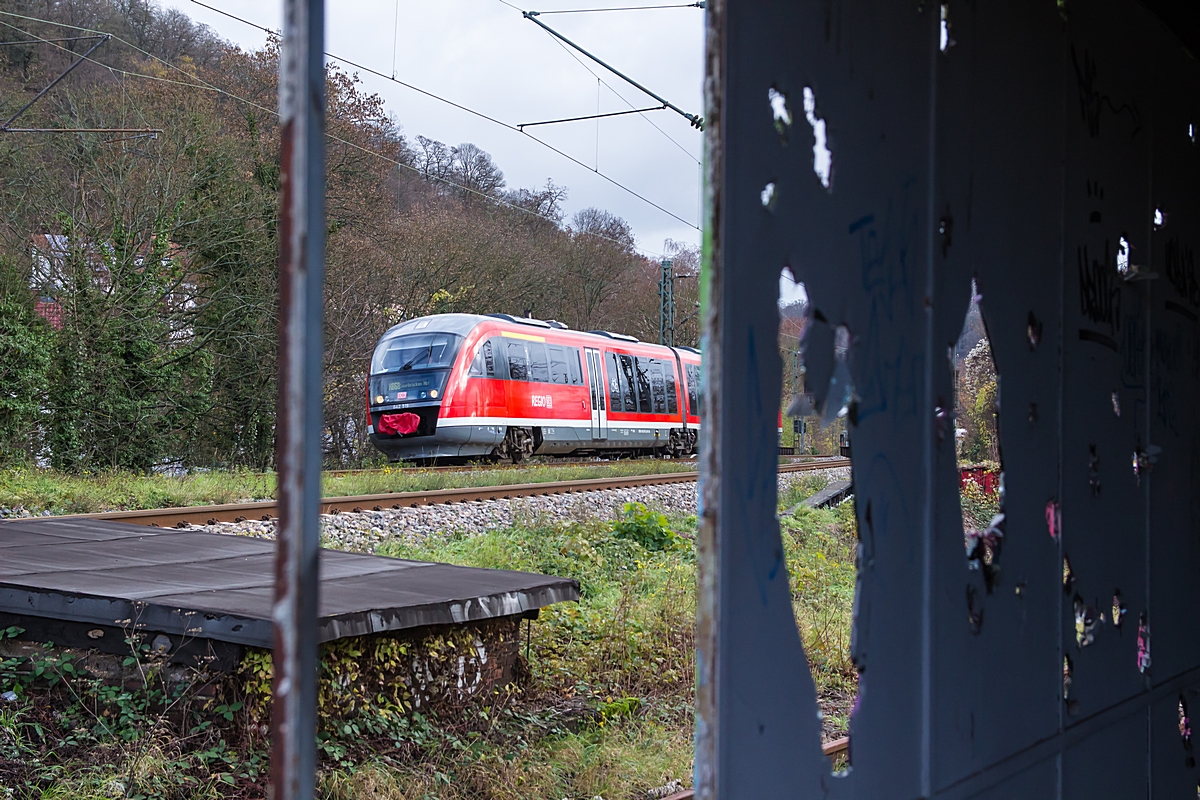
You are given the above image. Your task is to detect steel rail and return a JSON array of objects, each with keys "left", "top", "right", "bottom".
[{"left": 23, "top": 459, "right": 851, "bottom": 528}]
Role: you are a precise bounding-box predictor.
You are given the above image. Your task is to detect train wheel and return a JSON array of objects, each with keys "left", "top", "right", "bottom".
[{"left": 499, "top": 427, "right": 535, "bottom": 464}]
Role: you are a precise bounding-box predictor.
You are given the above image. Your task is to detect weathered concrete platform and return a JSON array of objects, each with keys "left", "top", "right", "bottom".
[
  {"left": 0, "top": 518, "right": 578, "bottom": 668},
  {"left": 782, "top": 480, "right": 854, "bottom": 517},
  {"left": 802, "top": 480, "right": 853, "bottom": 509}
]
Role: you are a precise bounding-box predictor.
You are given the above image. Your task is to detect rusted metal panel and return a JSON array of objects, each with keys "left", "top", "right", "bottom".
[{"left": 703, "top": 0, "right": 1200, "bottom": 797}]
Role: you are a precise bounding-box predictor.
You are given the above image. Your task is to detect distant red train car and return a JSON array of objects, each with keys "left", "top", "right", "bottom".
[{"left": 366, "top": 313, "right": 703, "bottom": 463}]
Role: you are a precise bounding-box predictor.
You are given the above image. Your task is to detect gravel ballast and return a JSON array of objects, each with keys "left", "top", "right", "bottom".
[{"left": 189, "top": 466, "right": 852, "bottom": 552}]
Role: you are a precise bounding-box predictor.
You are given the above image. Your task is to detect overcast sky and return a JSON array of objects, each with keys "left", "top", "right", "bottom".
[{"left": 162, "top": 0, "right": 705, "bottom": 258}]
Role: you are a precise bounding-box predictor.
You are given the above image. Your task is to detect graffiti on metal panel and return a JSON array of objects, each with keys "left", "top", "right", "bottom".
[
  {"left": 1153, "top": 325, "right": 1184, "bottom": 437},
  {"left": 1070, "top": 44, "right": 1141, "bottom": 139},
  {"left": 733, "top": 326, "right": 786, "bottom": 606},
  {"left": 851, "top": 181, "right": 921, "bottom": 423},
  {"left": 1165, "top": 237, "right": 1200, "bottom": 308},
  {"left": 1078, "top": 242, "right": 1122, "bottom": 337}
]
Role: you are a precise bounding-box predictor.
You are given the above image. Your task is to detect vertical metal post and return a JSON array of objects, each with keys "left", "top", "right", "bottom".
[
  {"left": 273, "top": 1, "right": 324, "bottom": 799},
  {"left": 659, "top": 259, "right": 668, "bottom": 345},
  {"left": 668, "top": 264, "right": 676, "bottom": 347}
]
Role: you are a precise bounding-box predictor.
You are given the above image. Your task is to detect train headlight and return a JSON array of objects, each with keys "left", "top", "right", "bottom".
[
  {"left": 430, "top": 389, "right": 438, "bottom": 398},
  {"left": 375, "top": 395, "right": 384, "bottom": 404}
]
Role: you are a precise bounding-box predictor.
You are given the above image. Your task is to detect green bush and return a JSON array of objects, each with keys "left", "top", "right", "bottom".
[
  {"left": 0, "top": 291, "right": 53, "bottom": 465},
  {"left": 611, "top": 502, "right": 687, "bottom": 551}
]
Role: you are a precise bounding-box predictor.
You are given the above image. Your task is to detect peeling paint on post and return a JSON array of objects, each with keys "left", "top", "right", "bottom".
[
  {"left": 273, "top": 1, "right": 324, "bottom": 799},
  {"left": 694, "top": 0, "right": 722, "bottom": 797}
]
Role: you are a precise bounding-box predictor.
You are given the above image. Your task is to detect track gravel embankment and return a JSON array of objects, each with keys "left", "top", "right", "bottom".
[{"left": 191, "top": 466, "right": 852, "bottom": 552}]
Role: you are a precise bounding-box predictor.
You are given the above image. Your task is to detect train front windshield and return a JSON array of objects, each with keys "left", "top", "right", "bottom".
[
  {"left": 371, "top": 332, "right": 462, "bottom": 374},
  {"left": 369, "top": 332, "right": 462, "bottom": 404}
]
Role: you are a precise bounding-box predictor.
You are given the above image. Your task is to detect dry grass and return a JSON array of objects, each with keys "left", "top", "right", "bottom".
[{"left": 0, "top": 460, "right": 702, "bottom": 516}]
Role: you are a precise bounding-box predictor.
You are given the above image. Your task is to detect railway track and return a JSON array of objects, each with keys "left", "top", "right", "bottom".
[
  {"left": 322, "top": 453, "right": 836, "bottom": 477},
  {"left": 26, "top": 459, "right": 852, "bottom": 529}
]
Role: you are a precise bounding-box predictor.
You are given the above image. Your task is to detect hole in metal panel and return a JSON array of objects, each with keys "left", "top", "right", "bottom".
[
  {"left": 761, "top": 182, "right": 777, "bottom": 209},
  {"left": 1112, "top": 590, "right": 1126, "bottom": 629},
  {"left": 802, "top": 87, "right": 833, "bottom": 190},
  {"left": 1117, "top": 236, "right": 1131, "bottom": 276},
  {"left": 780, "top": 267, "right": 837, "bottom": 452},
  {"left": 967, "top": 584, "right": 984, "bottom": 634},
  {"left": 1063, "top": 555, "right": 1075, "bottom": 592},
  {"left": 1088, "top": 444, "right": 1101, "bottom": 495},
  {"left": 1111, "top": 391, "right": 1121, "bottom": 417},
  {"left": 955, "top": 286, "right": 1004, "bottom": 593},
  {"left": 938, "top": 211, "right": 954, "bottom": 256},
  {"left": 1073, "top": 594, "right": 1103, "bottom": 648},
  {"left": 1154, "top": 208, "right": 1166, "bottom": 230},
  {"left": 825, "top": 325, "right": 854, "bottom": 426},
  {"left": 1046, "top": 500, "right": 1061, "bottom": 540},
  {"left": 1063, "top": 654, "right": 1074, "bottom": 704},
  {"left": 1137, "top": 612, "right": 1151, "bottom": 673},
  {"left": 939, "top": 3, "right": 954, "bottom": 51},
  {"left": 776, "top": 271, "right": 856, "bottom": 759},
  {"left": 1132, "top": 445, "right": 1160, "bottom": 483},
  {"left": 768, "top": 87, "right": 792, "bottom": 136},
  {"left": 1180, "top": 695, "right": 1192, "bottom": 752}
]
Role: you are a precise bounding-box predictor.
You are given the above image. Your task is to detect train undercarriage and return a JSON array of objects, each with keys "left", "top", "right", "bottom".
[{"left": 372, "top": 423, "right": 699, "bottom": 466}]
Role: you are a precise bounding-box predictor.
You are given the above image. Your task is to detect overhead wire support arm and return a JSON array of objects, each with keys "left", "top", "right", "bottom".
[
  {"left": 518, "top": 103, "right": 666, "bottom": 130},
  {"left": 521, "top": 10, "right": 703, "bottom": 130},
  {"left": 0, "top": 33, "right": 161, "bottom": 136},
  {"left": 1, "top": 34, "right": 109, "bottom": 129},
  {"left": 0, "top": 36, "right": 107, "bottom": 46},
  {"left": 537, "top": 2, "right": 704, "bottom": 12}
]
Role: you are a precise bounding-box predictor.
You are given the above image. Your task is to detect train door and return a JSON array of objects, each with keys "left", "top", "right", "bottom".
[{"left": 584, "top": 348, "right": 607, "bottom": 440}]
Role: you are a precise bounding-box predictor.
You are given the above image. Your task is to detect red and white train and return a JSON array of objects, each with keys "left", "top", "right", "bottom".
[{"left": 366, "top": 313, "right": 702, "bottom": 463}]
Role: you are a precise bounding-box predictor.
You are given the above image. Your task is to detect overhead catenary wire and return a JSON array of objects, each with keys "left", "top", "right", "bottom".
[
  {"left": 0, "top": 12, "right": 675, "bottom": 256},
  {"left": 185, "top": 0, "right": 698, "bottom": 230}
]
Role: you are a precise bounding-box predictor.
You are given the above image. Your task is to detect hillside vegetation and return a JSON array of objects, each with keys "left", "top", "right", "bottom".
[{"left": 0, "top": 0, "right": 700, "bottom": 472}]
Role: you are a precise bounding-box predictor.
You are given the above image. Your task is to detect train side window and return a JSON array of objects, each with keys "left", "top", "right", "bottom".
[
  {"left": 548, "top": 345, "right": 570, "bottom": 385},
  {"left": 686, "top": 364, "right": 700, "bottom": 415},
  {"left": 528, "top": 342, "right": 550, "bottom": 383},
  {"left": 468, "top": 340, "right": 495, "bottom": 377},
  {"left": 649, "top": 360, "right": 667, "bottom": 413},
  {"left": 568, "top": 347, "right": 583, "bottom": 386},
  {"left": 633, "top": 357, "right": 652, "bottom": 413},
  {"left": 594, "top": 352, "right": 605, "bottom": 409},
  {"left": 606, "top": 352, "right": 622, "bottom": 410},
  {"left": 664, "top": 360, "right": 678, "bottom": 414},
  {"left": 618, "top": 355, "right": 638, "bottom": 412},
  {"left": 507, "top": 341, "right": 528, "bottom": 381},
  {"left": 491, "top": 337, "right": 509, "bottom": 379}
]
